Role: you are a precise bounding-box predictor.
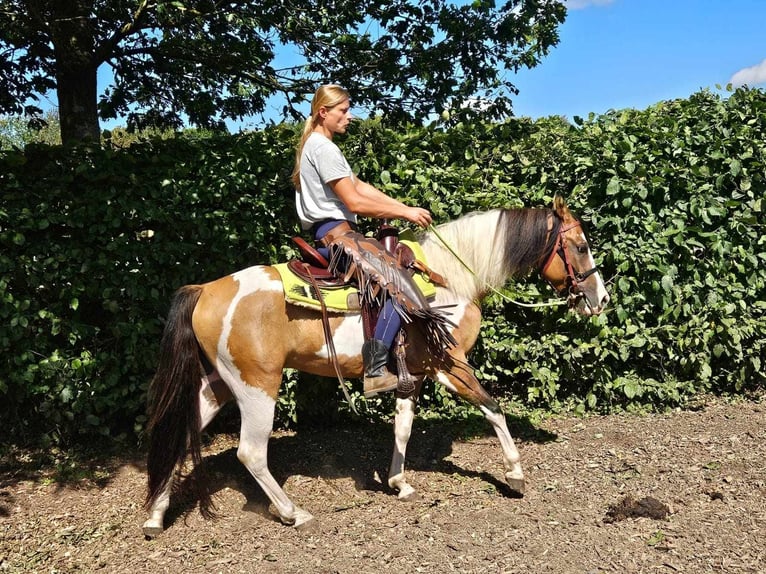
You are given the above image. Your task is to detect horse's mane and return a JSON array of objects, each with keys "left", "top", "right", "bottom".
[{"left": 419, "top": 208, "right": 560, "bottom": 300}]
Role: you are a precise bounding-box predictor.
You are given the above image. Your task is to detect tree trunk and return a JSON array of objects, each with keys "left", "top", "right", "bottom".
[
  {"left": 56, "top": 65, "right": 100, "bottom": 145},
  {"left": 49, "top": 0, "right": 100, "bottom": 145}
]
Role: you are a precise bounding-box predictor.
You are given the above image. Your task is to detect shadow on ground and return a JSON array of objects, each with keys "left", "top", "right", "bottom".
[{"left": 161, "top": 409, "right": 557, "bottom": 530}]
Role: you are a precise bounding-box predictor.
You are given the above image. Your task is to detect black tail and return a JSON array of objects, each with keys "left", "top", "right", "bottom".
[{"left": 144, "top": 285, "right": 212, "bottom": 515}]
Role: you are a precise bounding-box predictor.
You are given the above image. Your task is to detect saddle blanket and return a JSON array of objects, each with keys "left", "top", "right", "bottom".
[{"left": 273, "top": 238, "right": 437, "bottom": 313}]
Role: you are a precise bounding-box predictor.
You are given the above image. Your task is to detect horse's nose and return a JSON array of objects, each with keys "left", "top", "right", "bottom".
[{"left": 587, "top": 292, "right": 610, "bottom": 315}]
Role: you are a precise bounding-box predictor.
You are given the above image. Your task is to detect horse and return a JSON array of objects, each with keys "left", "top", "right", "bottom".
[{"left": 142, "top": 195, "right": 610, "bottom": 536}]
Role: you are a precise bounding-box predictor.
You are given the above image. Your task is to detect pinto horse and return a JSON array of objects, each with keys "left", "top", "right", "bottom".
[{"left": 142, "top": 196, "right": 609, "bottom": 536}]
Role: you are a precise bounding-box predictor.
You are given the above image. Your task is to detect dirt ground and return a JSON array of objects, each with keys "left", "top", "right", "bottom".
[{"left": 1, "top": 396, "right": 765, "bottom": 574}]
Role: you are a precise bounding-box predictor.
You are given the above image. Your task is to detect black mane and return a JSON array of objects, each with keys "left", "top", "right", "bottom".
[{"left": 499, "top": 208, "right": 561, "bottom": 277}]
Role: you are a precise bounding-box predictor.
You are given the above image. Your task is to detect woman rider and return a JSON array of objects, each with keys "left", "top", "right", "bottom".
[{"left": 291, "top": 84, "right": 448, "bottom": 396}]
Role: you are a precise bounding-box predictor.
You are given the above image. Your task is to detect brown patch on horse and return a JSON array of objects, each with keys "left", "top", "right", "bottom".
[
  {"left": 397, "top": 301, "right": 483, "bottom": 379},
  {"left": 542, "top": 241, "right": 568, "bottom": 293},
  {"left": 227, "top": 270, "right": 288, "bottom": 399},
  {"left": 396, "top": 301, "right": 499, "bottom": 409},
  {"left": 193, "top": 274, "right": 240, "bottom": 367}
]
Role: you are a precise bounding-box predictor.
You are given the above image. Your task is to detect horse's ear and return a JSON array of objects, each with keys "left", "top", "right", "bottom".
[{"left": 553, "top": 194, "right": 573, "bottom": 221}]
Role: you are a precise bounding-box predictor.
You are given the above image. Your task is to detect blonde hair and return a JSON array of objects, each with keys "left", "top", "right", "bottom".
[{"left": 291, "top": 84, "right": 350, "bottom": 190}]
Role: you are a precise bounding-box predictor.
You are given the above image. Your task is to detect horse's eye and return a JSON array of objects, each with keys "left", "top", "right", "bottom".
[{"left": 577, "top": 244, "right": 589, "bottom": 254}]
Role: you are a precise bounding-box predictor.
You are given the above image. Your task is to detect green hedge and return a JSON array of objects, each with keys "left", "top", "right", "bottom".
[
  {"left": 0, "top": 127, "right": 299, "bottom": 444},
  {"left": 1, "top": 88, "right": 763, "bottom": 446}
]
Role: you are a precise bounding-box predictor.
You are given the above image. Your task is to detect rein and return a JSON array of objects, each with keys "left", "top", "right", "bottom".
[
  {"left": 301, "top": 263, "right": 359, "bottom": 414},
  {"left": 427, "top": 224, "right": 566, "bottom": 309},
  {"left": 541, "top": 221, "right": 599, "bottom": 306}
]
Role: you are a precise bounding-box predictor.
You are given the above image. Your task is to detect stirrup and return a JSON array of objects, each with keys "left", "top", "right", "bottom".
[
  {"left": 394, "top": 330, "right": 416, "bottom": 395},
  {"left": 363, "top": 369, "right": 399, "bottom": 398}
]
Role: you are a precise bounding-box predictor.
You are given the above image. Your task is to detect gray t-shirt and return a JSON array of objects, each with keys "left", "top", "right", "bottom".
[{"left": 296, "top": 132, "right": 358, "bottom": 231}]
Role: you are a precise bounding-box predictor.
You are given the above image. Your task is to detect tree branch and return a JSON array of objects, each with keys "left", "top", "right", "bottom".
[{"left": 95, "top": 0, "right": 155, "bottom": 65}]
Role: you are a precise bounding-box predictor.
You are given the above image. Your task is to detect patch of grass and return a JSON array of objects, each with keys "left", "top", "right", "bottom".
[{"left": 647, "top": 530, "right": 665, "bottom": 547}]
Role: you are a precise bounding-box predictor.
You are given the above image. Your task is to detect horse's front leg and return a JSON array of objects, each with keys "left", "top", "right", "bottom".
[
  {"left": 480, "top": 404, "right": 525, "bottom": 496},
  {"left": 435, "top": 364, "right": 525, "bottom": 497},
  {"left": 387, "top": 387, "right": 422, "bottom": 500}
]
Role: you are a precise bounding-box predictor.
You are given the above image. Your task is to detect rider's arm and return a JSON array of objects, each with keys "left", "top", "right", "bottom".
[{"left": 329, "top": 176, "right": 431, "bottom": 227}]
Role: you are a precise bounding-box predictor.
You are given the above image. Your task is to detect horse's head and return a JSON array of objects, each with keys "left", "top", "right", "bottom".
[{"left": 540, "top": 196, "right": 610, "bottom": 316}]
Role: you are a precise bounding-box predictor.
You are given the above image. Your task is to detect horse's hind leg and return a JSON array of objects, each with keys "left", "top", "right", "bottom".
[
  {"left": 236, "top": 385, "right": 314, "bottom": 529},
  {"left": 142, "top": 483, "right": 171, "bottom": 538},
  {"left": 142, "top": 372, "right": 232, "bottom": 537},
  {"left": 435, "top": 365, "right": 525, "bottom": 496}
]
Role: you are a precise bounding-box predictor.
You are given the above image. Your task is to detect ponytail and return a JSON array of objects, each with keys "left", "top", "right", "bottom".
[
  {"left": 291, "top": 117, "right": 315, "bottom": 190},
  {"left": 291, "top": 84, "right": 350, "bottom": 191}
]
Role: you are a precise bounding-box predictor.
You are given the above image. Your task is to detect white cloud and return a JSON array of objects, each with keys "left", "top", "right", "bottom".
[
  {"left": 730, "top": 59, "right": 766, "bottom": 87},
  {"left": 564, "top": 0, "right": 615, "bottom": 9}
]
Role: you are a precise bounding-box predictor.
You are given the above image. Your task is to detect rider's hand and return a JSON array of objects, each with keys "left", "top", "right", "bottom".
[{"left": 404, "top": 207, "right": 432, "bottom": 228}]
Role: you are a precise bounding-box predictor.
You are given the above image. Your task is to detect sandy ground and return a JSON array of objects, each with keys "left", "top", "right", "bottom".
[{"left": 2, "top": 396, "right": 765, "bottom": 573}]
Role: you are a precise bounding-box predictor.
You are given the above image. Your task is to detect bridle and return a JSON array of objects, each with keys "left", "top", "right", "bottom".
[{"left": 541, "top": 220, "right": 600, "bottom": 307}]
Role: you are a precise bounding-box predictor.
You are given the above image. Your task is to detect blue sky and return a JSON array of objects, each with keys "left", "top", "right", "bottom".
[
  {"left": 511, "top": 0, "right": 766, "bottom": 120},
  {"left": 88, "top": 0, "right": 766, "bottom": 129}
]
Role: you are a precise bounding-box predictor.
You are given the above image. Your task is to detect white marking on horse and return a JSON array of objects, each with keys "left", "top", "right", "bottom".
[
  {"left": 232, "top": 265, "right": 283, "bottom": 293},
  {"left": 388, "top": 397, "right": 418, "bottom": 499},
  {"left": 316, "top": 314, "right": 364, "bottom": 359},
  {"left": 479, "top": 404, "right": 524, "bottom": 482},
  {"left": 234, "top": 383, "right": 313, "bottom": 525},
  {"left": 576, "top": 229, "right": 609, "bottom": 312},
  {"left": 435, "top": 370, "right": 459, "bottom": 393}
]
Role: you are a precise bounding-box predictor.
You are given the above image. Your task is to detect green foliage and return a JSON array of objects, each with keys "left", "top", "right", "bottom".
[
  {"left": 0, "top": 125, "right": 300, "bottom": 444},
  {"left": 1, "top": 87, "right": 764, "bottom": 447},
  {"left": 1, "top": 0, "right": 566, "bottom": 144},
  {"left": 0, "top": 112, "right": 61, "bottom": 149}
]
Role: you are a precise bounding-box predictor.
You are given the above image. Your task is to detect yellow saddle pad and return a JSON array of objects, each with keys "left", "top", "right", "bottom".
[{"left": 273, "top": 238, "right": 437, "bottom": 313}]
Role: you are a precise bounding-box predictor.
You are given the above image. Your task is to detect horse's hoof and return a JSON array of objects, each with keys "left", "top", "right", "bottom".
[
  {"left": 396, "top": 483, "right": 419, "bottom": 501},
  {"left": 283, "top": 506, "right": 315, "bottom": 531},
  {"left": 506, "top": 476, "right": 526, "bottom": 498},
  {"left": 399, "top": 490, "right": 420, "bottom": 502},
  {"left": 295, "top": 517, "right": 319, "bottom": 534},
  {"left": 142, "top": 523, "right": 164, "bottom": 539}
]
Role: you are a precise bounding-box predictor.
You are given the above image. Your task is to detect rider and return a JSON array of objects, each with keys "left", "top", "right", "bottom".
[{"left": 291, "top": 84, "right": 442, "bottom": 396}]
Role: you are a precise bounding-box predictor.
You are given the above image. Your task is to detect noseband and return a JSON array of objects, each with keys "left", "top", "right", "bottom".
[{"left": 541, "top": 221, "right": 599, "bottom": 306}]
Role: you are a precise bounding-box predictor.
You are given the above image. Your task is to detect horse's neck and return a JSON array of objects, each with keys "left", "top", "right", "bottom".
[{"left": 419, "top": 211, "right": 509, "bottom": 302}]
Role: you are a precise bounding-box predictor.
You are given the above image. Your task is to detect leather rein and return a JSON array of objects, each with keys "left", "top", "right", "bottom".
[{"left": 540, "top": 221, "right": 600, "bottom": 308}]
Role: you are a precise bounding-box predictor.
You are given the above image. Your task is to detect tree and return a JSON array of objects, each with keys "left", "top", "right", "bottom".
[
  {"left": 0, "top": 110, "right": 61, "bottom": 149},
  {"left": 0, "top": 0, "right": 567, "bottom": 145}
]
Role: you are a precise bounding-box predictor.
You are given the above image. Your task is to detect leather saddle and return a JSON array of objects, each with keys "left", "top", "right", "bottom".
[
  {"left": 287, "top": 237, "right": 344, "bottom": 286},
  {"left": 285, "top": 225, "right": 448, "bottom": 402},
  {"left": 287, "top": 225, "right": 446, "bottom": 288}
]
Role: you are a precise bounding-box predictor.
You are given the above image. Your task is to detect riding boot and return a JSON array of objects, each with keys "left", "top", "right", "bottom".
[{"left": 362, "top": 339, "right": 399, "bottom": 397}]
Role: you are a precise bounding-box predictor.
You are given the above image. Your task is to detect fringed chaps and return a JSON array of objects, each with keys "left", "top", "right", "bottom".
[{"left": 327, "top": 230, "right": 457, "bottom": 355}]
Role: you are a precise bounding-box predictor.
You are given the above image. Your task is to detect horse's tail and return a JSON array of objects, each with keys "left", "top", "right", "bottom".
[{"left": 145, "top": 284, "right": 212, "bottom": 515}]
